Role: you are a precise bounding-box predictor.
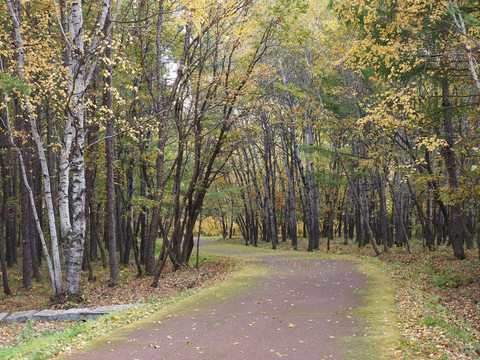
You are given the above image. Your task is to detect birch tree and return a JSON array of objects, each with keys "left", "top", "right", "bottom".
[
  {"left": 2, "top": 0, "right": 120, "bottom": 295},
  {"left": 56, "top": 0, "right": 119, "bottom": 294},
  {"left": 2, "top": 0, "right": 63, "bottom": 295}
]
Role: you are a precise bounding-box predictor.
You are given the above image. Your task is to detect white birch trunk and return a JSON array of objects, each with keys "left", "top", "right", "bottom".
[
  {"left": 7, "top": 0, "right": 115, "bottom": 296},
  {"left": 61, "top": 0, "right": 87, "bottom": 295},
  {"left": 62, "top": 0, "right": 113, "bottom": 295},
  {"left": 3, "top": 0, "right": 63, "bottom": 295},
  {"left": 64, "top": 138, "right": 86, "bottom": 294},
  {"left": 58, "top": 120, "right": 74, "bottom": 266}
]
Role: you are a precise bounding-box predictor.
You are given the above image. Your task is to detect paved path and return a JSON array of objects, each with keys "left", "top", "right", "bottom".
[{"left": 62, "top": 241, "right": 380, "bottom": 360}]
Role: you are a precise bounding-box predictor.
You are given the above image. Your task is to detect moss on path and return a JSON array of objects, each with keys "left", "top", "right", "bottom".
[{"left": 60, "top": 241, "right": 400, "bottom": 359}]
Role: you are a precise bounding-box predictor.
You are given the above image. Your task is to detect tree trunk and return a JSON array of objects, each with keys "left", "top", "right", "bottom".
[
  {"left": 146, "top": 0, "right": 167, "bottom": 275},
  {"left": 291, "top": 128, "right": 316, "bottom": 251},
  {"left": 20, "top": 178, "right": 32, "bottom": 290},
  {"left": 103, "top": 8, "right": 118, "bottom": 286},
  {"left": 377, "top": 173, "right": 389, "bottom": 252},
  {"left": 0, "top": 150, "right": 15, "bottom": 286},
  {"left": 63, "top": 0, "right": 113, "bottom": 295},
  {"left": 1, "top": 9, "right": 62, "bottom": 294},
  {"left": 324, "top": 121, "right": 381, "bottom": 256},
  {"left": 252, "top": 145, "right": 277, "bottom": 249},
  {"left": 343, "top": 189, "right": 351, "bottom": 245},
  {"left": 0, "top": 182, "right": 11, "bottom": 295},
  {"left": 440, "top": 74, "right": 466, "bottom": 260}
]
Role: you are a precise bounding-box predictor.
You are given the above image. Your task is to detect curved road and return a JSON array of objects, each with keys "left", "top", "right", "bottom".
[{"left": 62, "top": 241, "right": 397, "bottom": 359}]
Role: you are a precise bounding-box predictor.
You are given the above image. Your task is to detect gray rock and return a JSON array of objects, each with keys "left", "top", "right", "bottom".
[
  {"left": 92, "top": 304, "right": 134, "bottom": 314},
  {"left": 0, "top": 312, "right": 8, "bottom": 323},
  {"left": 1, "top": 303, "right": 145, "bottom": 323},
  {"left": 33, "top": 309, "right": 66, "bottom": 322},
  {"left": 81, "top": 304, "right": 140, "bottom": 319},
  {"left": 6, "top": 310, "right": 37, "bottom": 323},
  {"left": 56, "top": 308, "right": 93, "bottom": 321}
]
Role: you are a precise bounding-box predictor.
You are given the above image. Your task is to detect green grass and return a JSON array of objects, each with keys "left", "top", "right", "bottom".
[
  {"left": 0, "top": 287, "right": 211, "bottom": 360},
  {"left": 0, "top": 321, "right": 89, "bottom": 360},
  {"left": 368, "top": 246, "right": 480, "bottom": 359},
  {"left": 340, "top": 259, "right": 401, "bottom": 359}
]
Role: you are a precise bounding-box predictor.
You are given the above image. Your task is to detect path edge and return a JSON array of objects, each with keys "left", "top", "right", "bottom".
[
  {"left": 56, "top": 261, "right": 269, "bottom": 358},
  {"left": 343, "top": 258, "right": 401, "bottom": 359}
]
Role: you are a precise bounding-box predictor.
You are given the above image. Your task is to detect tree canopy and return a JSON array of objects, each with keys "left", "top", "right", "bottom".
[{"left": 0, "top": 0, "right": 479, "bottom": 301}]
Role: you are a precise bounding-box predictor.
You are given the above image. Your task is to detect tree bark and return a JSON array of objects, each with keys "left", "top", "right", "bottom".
[
  {"left": 3, "top": 3, "right": 62, "bottom": 295},
  {"left": 440, "top": 73, "right": 467, "bottom": 260},
  {"left": 103, "top": 8, "right": 118, "bottom": 287}
]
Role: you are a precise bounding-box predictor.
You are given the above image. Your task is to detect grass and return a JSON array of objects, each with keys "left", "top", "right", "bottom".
[
  {"left": 343, "top": 260, "right": 401, "bottom": 359},
  {"left": 343, "top": 244, "right": 479, "bottom": 359},
  {"left": 1, "top": 290, "right": 199, "bottom": 360},
  {"left": 0, "top": 321, "right": 90, "bottom": 360}
]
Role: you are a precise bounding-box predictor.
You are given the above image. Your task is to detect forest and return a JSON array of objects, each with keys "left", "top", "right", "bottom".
[{"left": 0, "top": 0, "right": 479, "bottom": 305}]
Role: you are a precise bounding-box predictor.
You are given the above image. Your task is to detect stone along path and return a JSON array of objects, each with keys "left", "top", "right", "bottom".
[{"left": 62, "top": 242, "right": 395, "bottom": 359}]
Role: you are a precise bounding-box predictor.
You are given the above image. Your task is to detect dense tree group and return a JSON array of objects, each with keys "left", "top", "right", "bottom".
[
  {"left": 0, "top": 0, "right": 479, "bottom": 298},
  {"left": 226, "top": 0, "right": 480, "bottom": 259}
]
